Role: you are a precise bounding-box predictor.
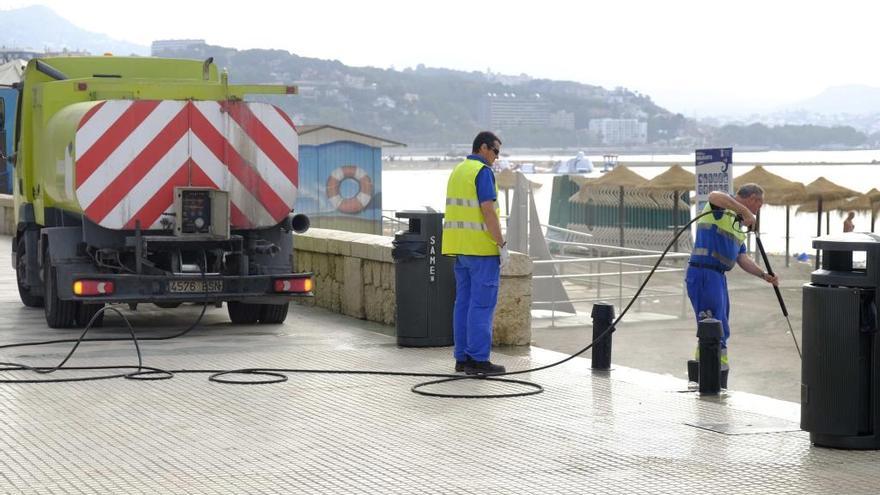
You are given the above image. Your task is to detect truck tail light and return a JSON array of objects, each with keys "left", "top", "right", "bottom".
[
  {"left": 273, "top": 277, "right": 312, "bottom": 293},
  {"left": 73, "top": 280, "right": 115, "bottom": 296}
]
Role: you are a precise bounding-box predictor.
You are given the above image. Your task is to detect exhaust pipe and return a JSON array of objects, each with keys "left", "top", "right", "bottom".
[{"left": 285, "top": 213, "right": 310, "bottom": 233}]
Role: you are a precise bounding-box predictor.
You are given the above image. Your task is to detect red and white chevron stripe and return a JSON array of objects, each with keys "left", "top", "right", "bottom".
[{"left": 74, "top": 100, "right": 299, "bottom": 230}]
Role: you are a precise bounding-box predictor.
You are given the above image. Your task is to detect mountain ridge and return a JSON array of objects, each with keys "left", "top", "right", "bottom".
[{"left": 0, "top": 5, "right": 148, "bottom": 56}]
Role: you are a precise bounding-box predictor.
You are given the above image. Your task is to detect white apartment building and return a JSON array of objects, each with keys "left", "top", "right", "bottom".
[{"left": 588, "top": 118, "right": 648, "bottom": 145}]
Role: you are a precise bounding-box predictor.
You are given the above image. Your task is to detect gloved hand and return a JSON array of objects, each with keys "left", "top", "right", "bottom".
[{"left": 499, "top": 244, "right": 510, "bottom": 268}]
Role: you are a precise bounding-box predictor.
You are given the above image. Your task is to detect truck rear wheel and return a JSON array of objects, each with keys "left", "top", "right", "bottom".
[
  {"left": 227, "top": 301, "right": 261, "bottom": 324},
  {"left": 16, "top": 238, "right": 44, "bottom": 308},
  {"left": 75, "top": 303, "right": 105, "bottom": 328},
  {"left": 259, "top": 303, "right": 289, "bottom": 324},
  {"left": 44, "top": 251, "right": 77, "bottom": 328}
]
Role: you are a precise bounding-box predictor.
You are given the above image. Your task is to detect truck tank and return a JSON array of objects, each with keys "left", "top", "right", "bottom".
[
  {"left": 13, "top": 56, "right": 313, "bottom": 329},
  {"left": 44, "top": 99, "right": 299, "bottom": 230}
]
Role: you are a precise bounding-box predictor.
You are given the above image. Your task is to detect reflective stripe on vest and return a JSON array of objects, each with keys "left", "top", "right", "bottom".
[
  {"left": 690, "top": 202, "right": 746, "bottom": 270},
  {"left": 441, "top": 159, "right": 499, "bottom": 256}
]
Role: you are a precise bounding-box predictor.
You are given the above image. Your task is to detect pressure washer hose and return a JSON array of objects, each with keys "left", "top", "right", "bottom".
[{"left": 0, "top": 210, "right": 799, "bottom": 398}]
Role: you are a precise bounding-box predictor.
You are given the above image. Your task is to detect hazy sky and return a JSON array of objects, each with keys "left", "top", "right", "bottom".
[{"left": 5, "top": 0, "right": 879, "bottom": 115}]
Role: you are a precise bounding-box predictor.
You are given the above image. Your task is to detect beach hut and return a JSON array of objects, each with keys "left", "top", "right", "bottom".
[
  {"left": 799, "top": 177, "right": 859, "bottom": 267},
  {"left": 296, "top": 125, "right": 405, "bottom": 234},
  {"left": 734, "top": 165, "right": 806, "bottom": 266},
  {"left": 637, "top": 164, "right": 694, "bottom": 251}
]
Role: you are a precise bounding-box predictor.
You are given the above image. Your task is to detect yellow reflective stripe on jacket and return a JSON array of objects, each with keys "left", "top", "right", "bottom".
[
  {"left": 446, "top": 198, "right": 481, "bottom": 207},
  {"left": 441, "top": 158, "right": 499, "bottom": 256},
  {"left": 443, "top": 220, "right": 488, "bottom": 231},
  {"left": 690, "top": 201, "right": 747, "bottom": 270},
  {"left": 695, "top": 203, "right": 747, "bottom": 243}
]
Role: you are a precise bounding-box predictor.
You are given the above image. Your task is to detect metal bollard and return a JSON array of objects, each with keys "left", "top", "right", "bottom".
[
  {"left": 697, "top": 318, "right": 723, "bottom": 394},
  {"left": 591, "top": 303, "right": 615, "bottom": 370}
]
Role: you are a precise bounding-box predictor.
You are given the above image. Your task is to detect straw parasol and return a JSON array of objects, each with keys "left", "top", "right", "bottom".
[
  {"left": 495, "top": 169, "right": 542, "bottom": 190},
  {"left": 494, "top": 169, "right": 541, "bottom": 216},
  {"left": 734, "top": 165, "right": 805, "bottom": 204},
  {"left": 637, "top": 164, "right": 695, "bottom": 251},
  {"left": 801, "top": 177, "right": 860, "bottom": 266},
  {"left": 734, "top": 165, "right": 807, "bottom": 266},
  {"left": 575, "top": 165, "right": 647, "bottom": 247}
]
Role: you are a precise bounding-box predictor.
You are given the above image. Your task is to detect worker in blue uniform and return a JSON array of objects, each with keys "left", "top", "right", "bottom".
[
  {"left": 687, "top": 184, "right": 779, "bottom": 386},
  {"left": 442, "top": 131, "right": 510, "bottom": 375}
]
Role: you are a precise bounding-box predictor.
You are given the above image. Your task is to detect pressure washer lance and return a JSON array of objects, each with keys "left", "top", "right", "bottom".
[{"left": 755, "top": 235, "right": 802, "bottom": 359}]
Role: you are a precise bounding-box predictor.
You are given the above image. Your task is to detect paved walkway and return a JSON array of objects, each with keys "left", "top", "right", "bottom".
[
  {"left": 1, "top": 237, "right": 879, "bottom": 493},
  {"left": 532, "top": 253, "right": 812, "bottom": 403}
]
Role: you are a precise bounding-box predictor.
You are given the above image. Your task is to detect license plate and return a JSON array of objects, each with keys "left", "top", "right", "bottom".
[{"left": 168, "top": 280, "right": 223, "bottom": 293}]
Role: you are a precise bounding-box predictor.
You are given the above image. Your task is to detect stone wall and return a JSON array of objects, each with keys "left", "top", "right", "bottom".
[
  {"left": 293, "top": 228, "right": 532, "bottom": 345},
  {"left": 0, "top": 194, "right": 13, "bottom": 235}
]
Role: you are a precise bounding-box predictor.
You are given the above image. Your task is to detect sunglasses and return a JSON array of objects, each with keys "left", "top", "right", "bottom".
[{"left": 488, "top": 146, "right": 500, "bottom": 156}]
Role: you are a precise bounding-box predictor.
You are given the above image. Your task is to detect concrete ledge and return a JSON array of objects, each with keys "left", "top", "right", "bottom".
[
  {"left": 293, "top": 228, "right": 532, "bottom": 345},
  {"left": 0, "top": 194, "right": 13, "bottom": 236}
]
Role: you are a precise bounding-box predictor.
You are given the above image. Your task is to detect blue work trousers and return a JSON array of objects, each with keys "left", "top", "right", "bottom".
[
  {"left": 453, "top": 255, "right": 500, "bottom": 362},
  {"left": 685, "top": 265, "right": 731, "bottom": 348}
]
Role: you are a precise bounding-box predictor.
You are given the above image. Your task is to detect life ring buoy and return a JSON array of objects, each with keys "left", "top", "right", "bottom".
[{"left": 326, "top": 166, "right": 373, "bottom": 214}]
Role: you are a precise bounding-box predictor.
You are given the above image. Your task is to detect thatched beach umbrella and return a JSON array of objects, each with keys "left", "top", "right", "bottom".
[
  {"left": 802, "top": 177, "right": 860, "bottom": 267},
  {"left": 832, "top": 194, "right": 880, "bottom": 233},
  {"left": 764, "top": 182, "right": 810, "bottom": 267},
  {"left": 495, "top": 169, "right": 541, "bottom": 216},
  {"left": 581, "top": 165, "right": 647, "bottom": 247},
  {"left": 637, "top": 164, "right": 695, "bottom": 251},
  {"left": 734, "top": 165, "right": 806, "bottom": 266}
]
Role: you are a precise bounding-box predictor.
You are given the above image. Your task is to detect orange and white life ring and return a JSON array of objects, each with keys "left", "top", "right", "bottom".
[{"left": 326, "top": 166, "right": 373, "bottom": 214}]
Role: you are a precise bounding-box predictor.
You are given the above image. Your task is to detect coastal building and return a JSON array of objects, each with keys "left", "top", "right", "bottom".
[
  {"left": 0, "top": 48, "right": 40, "bottom": 62},
  {"left": 481, "top": 92, "right": 551, "bottom": 129},
  {"left": 588, "top": 118, "right": 648, "bottom": 145},
  {"left": 150, "top": 39, "right": 207, "bottom": 55},
  {"left": 296, "top": 125, "right": 405, "bottom": 235},
  {"left": 549, "top": 110, "right": 576, "bottom": 130}
]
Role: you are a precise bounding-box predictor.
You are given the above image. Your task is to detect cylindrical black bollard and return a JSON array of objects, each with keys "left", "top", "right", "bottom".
[
  {"left": 591, "top": 303, "right": 615, "bottom": 370},
  {"left": 697, "top": 318, "right": 723, "bottom": 394}
]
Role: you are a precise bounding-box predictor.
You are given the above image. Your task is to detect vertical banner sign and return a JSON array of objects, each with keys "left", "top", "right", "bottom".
[
  {"left": 695, "top": 148, "right": 733, "bottom": 212},
  {"left": 429, "top": 235, "right": 437, "bottom": 282}
]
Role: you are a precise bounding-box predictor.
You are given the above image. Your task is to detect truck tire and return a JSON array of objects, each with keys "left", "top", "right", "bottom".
[
  {"left": 259, "top": 303, "right": 289, "bottom": 324},
  {"left": 227, "top": 301, "right": 261, "bottom": 324},
  {"left": 16, "top": 238, "right": 44, "bottom": 308},
  {"left": 75, "top": 303, "right": 105, "bottom": 328},
  {"left": 44, "top": 251, "right": 77, "bottom": 328}
]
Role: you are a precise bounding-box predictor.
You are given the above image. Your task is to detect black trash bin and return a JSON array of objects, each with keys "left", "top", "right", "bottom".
[
  {"left": 801, "top": 233, "right": 880, "bottom": 449},
  {"left": 392, "top": 211, "right": 455, "bottom": 347}
]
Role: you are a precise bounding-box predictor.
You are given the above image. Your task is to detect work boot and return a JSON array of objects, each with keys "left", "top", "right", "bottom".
[
  {"left": 464, "top": 360, "right": 506, "bottom": 375},
  {"left": 687, "top": 360, "right": 699, "bottom": 383},
  {"left": 454, "top": 357, "right": 472, "bottom": 373}
]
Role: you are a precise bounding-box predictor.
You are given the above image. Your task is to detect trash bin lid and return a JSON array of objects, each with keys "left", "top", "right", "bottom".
[
  {"left": 813, "top": 233, "right": 880, "bottom": 252},
  {"left": 395, "top": 209, "right": 444, "bottom": 220}
]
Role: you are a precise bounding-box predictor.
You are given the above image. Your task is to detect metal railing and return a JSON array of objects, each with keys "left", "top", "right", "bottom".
[{"left": 533, "top": 235, "right": 690, "bottom": 327}]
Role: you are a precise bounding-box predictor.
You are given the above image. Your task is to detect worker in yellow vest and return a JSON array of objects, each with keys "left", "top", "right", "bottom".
[{"left": 442, "top": 131, "right": 510, "bottom": 375}]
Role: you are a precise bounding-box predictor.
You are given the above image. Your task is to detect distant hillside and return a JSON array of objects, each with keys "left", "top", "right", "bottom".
[
  {"left": 787, "top": 85, "right": 880, "bottom": 115},
  {"left": 154, "top": 43, "right": 686, "bottom": 147},
  {"left": 0, "top": 5, "right": 148, "bottom": 55}
]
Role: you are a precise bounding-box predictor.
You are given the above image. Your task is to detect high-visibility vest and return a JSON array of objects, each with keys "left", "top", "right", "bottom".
[
  {"left": 442, "top": 158, "right": 500, "bottom": 256},
  {"left": 690, "top": 202, "right": 747, "bottom": 270}
]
